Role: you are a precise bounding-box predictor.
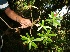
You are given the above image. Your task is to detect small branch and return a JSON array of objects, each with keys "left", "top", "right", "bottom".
[
  {"left": 0, "top": 17, "right": 13, "bottom": 29},
  {"left": 0, "top": 17, "right": 21, "bottom": 32},
  {"left": 30, "top": 9, "right": 33, "bottom": 36}
]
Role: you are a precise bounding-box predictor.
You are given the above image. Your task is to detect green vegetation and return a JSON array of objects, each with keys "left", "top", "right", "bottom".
[{"left": 1, "top": 0, "right": 70, "bottom": 52}]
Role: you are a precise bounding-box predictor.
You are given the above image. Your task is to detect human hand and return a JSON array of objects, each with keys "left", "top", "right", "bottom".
[{"left": 19, "top": 18, "right": 32, "bottom": 28}]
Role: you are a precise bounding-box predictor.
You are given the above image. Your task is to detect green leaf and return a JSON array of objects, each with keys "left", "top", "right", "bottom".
[
  {"left": 43, "top": 26, "right": 47, "bottom": 31},
  {"left": 37, "top": 26, "right": 42, "bottom": 31},
  {"left": 23, "top": 41, "right": 28, "bottom": 44},
  {"left": 30, "top": 37, "right": 34, "bottom": 40},
  {"left": 29, "top": 42, "right": 31, "bottom": 50},
  {"left": 23, "top": 2, "right": 27, "bottom": 6},
  {"left": 41, "top": 37, "right": 44, "bottom": 40},
  {"left": 57, "top": 48, "right": 62, "bottom": 52},
  {"left": 31, "top": 42, "right": 38, "bottom": 48},
  {"left": 37, "top": 33, "right": 44, "bottom": 37},
  {"left": 39, "top": 23, "right": 41, "bottom": 26},
  {"left": 46, "top": 26, "right": 52, "bottom": 29},
  {"left": 53, "top": 21, "right": 58, "bottom": 27},
  {"left": 47, "top": 38, "right": 52, "bottom": 42},
  {"left": 43, "top": 39, "right": 47, "bottom": 44},
  {"left": 45, "top": 19, "right": 52, "bottom": 22},
  {"left": 56, "top": 20, "right": 61, "bottom": 26},
  {"left": 21, "top": 36, "right": 28, "bottom": 40},
  {"left": 42, "top": 20, "right": 44, "bottom": 26},
  {"left": 30, "top": 0, "right": 35, "bottom": 5},
  {"left": 26, "top": 33, "right": 30, "bottom": 38},
  {"left": 48, "top": 34, "right": 57, "bottom": 36},
  {"left": 51, "top": 11, "right": 54, "bottom": 17},
  {"left": 47, "top": 30, "right": 51, "bottom": 34},
  {"left": 48, "top": 14, "right": 52, "bottom": 18},
  {"left": 32, "top": 38, "right": 43, "bottom": 41}
]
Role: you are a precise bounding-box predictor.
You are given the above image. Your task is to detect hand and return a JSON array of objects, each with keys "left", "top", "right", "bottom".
[{"left": 19, "top": 18, "right": 32, "bottom": 28}]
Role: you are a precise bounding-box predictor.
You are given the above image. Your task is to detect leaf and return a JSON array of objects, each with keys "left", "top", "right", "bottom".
[
  {"left": 37, "top": 33, "right": 44, "bottom": 37},
  {"left": 21, "top": 36, "right": 28, "bottom": 40},
  {"left": 37, "top": 26, "right": 42, "bottom": 31},
  {"left": 48, "top": 14, "right": 52, "bottom": 18},
  {"left": 42, "top": 20, "right": 44, "bottom": 26},
  {"left": 41, "top": 37, "right": 44, "bottom": 40},
  {"left": 30, "top": 37, "right": 34, "bottom": 40},
  {"left": 48, "top": 34, "right": 57, "bottom": 36},
  {"left": 43, "top": 26, "right": 47, "bottom": 31},
  {"left": 43, "top": 26, "right": 51, "bottom": 31},
  {"left": 26, "top": 33, "right": 30, "bottom": 38},
  {"left": 56, "top": 20, "right": 61, "bottom": 26},
  {"left": 32, "top": 38, "right": 43, "bottom": 41},
  {"left": 46, "top": 19, "right": 52, "bottom": 23},
  {"left": 31, "top": 42, "right": 38, "bottom": 48},
  {"left": 46, "top": 26, "right": 52, "bottom": 29},
  {"left": 47, "top": 38, "right": 52, "bottom": 42},
  {"left": 43, "top": 39, "right": 47, "bottom": 44},
  {"left": 51, "top": 11, "right": 54, "bottom": 17},
  {"left": 54, "top": 20, "right": 60, "bottom": 25},
  {"left": 53, "top": 21, "right": 58, "bottom": 27},
  {"left": 23, "top": 41, "right": 28, "bottom": 44},
  {"left": 23, "top": 2, "right": 27, "bottom": 6},
  {"left": 29, "top": 42, "right": 31, "bottom": 50},
  {"left": 35, "top": 23, "right": 41, "bottom": 27},
  {"left": 47, "top": 30, "right": 51, "bottom": 34}
]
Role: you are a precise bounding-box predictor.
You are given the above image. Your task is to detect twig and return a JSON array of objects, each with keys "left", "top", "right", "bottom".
[
  {"left": 30, "top": 9, "right": 33, "bottom": 36},
  {"left": 0, "top": 17, "right": 14, "bottom": 29},
  {"left": 0, "top": 17, "right": 22, "bottom": 31}
]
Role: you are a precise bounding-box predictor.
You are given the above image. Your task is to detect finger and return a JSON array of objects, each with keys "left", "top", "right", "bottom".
[
  {"left": 20, "top": 20, "right": 31, "bottom": 27},
  {"left": 21, "top": 23, "right": 28, "bottom": 27},
  {"left": 26, "top": 21, "right": 32, "bottom": 26},
  {"left": 23, "top": 20, "right": 31, "bottom": 26},
  {"left": 21, "top": 24, "right": 28, "bottom": 28},
  {"left": 20, "top": 22, "right": 28, "bottom": 26}
]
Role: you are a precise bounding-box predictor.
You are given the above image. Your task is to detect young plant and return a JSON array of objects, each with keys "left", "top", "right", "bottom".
[
  {"left": 46, "top": 11, "right": 63, "bottom": 27},
  {"left": 37, "top": 29, "right": 57, "bottom": 45},
  {"left": 37, "top": 19, "right": 57, "bottom": 45},
  {"left": 20, "top": 33, "right": 43, "bottom": 50},
  {"left": 20, "top": 33, "right": 37, "bottom": 50},
  {"left": 37, "top": 20, "right": 51, "bottom": 31}
]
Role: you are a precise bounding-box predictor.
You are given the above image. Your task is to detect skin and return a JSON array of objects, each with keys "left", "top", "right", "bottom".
[{"left": 5, "top": 7, "right": 32, "bottom": 28}]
